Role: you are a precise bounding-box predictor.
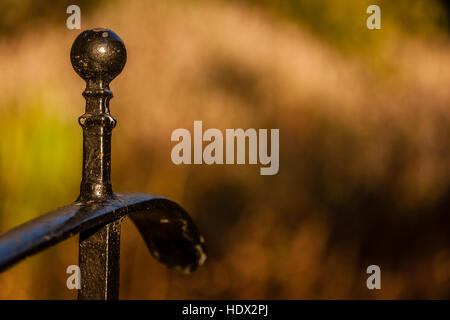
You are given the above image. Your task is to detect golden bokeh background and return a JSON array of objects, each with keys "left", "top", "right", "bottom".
[{"left": 0, "top": 0, "right": 449, "bottom": 299}]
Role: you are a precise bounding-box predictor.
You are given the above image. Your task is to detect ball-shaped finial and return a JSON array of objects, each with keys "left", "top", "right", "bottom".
[{"left": 71, "top": 28, "right": 126, "bottom": 83}]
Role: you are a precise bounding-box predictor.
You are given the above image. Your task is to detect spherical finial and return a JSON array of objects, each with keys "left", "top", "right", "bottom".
[{"left": 71, "top": 28, "right": 126, "bottom": 83}]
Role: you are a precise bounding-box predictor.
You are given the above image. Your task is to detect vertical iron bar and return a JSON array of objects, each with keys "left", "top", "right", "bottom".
[
  {"left": 71, "top": 29, "right": 127, "bottom": 300},
  {"left": 78, "top": 221, "right": 121, "bottom": 300},
  {"left": 77, "top": 83, "right": 119, "bottom": 299},
  {"left": 78, "top": 83, "right": 115, "bottom": 201}
]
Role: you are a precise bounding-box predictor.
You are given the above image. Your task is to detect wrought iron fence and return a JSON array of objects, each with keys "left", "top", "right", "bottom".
[{"left": 0, "top": 28, "right": 206, "bottom": 300}]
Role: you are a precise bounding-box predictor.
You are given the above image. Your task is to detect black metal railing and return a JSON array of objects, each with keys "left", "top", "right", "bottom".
[{"left": 0, "top": 28, "right": 206, "bottom": 300}]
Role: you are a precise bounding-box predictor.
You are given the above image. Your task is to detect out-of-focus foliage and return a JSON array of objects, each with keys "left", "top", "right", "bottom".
[
  {"left": 238, "top": 0, "right": 449, "bottom": 51},
  {"left": 0, "top": 0, "right": 109, "bottom": 36},
  {"left": 0, "top": 0, "right": 449, "bottom": 299}
]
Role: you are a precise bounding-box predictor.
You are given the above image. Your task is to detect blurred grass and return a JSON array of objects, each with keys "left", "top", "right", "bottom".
[
  {"left": 0, "top": 0, "right": 449, "bottom": 299},
  {"left": 0, "top": 104, "right": 79, "bottom": 229},
  {"left": 238, "top": 0, "right": 449, "bottom": 49},
  {"left": 0, "top": 0, "right": 109, "bottom": 37},
  {"left": 0, "top": 96, "right": 80, "bottom": 299}
]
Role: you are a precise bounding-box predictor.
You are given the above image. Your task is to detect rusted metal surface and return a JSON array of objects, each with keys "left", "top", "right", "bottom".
[{"left": 0, "top": 28, "right": 206, "bottom": 299}]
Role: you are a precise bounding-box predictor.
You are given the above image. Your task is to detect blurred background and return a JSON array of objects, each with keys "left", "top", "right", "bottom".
[{"left": 0, "top": 0, "right": 449, "bottom": 299}]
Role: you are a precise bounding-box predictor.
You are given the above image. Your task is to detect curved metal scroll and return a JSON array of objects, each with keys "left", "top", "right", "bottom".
[{"left": 0, "top": 193, "right": 206, "bottom": 274}]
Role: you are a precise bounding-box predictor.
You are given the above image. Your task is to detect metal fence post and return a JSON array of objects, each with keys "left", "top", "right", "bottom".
[
  {"left": 0, "top": 28, "right": 206, "bottom": 300},
  {"left": 71, "top": 28, "right": 125, "bottom": 300}
]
